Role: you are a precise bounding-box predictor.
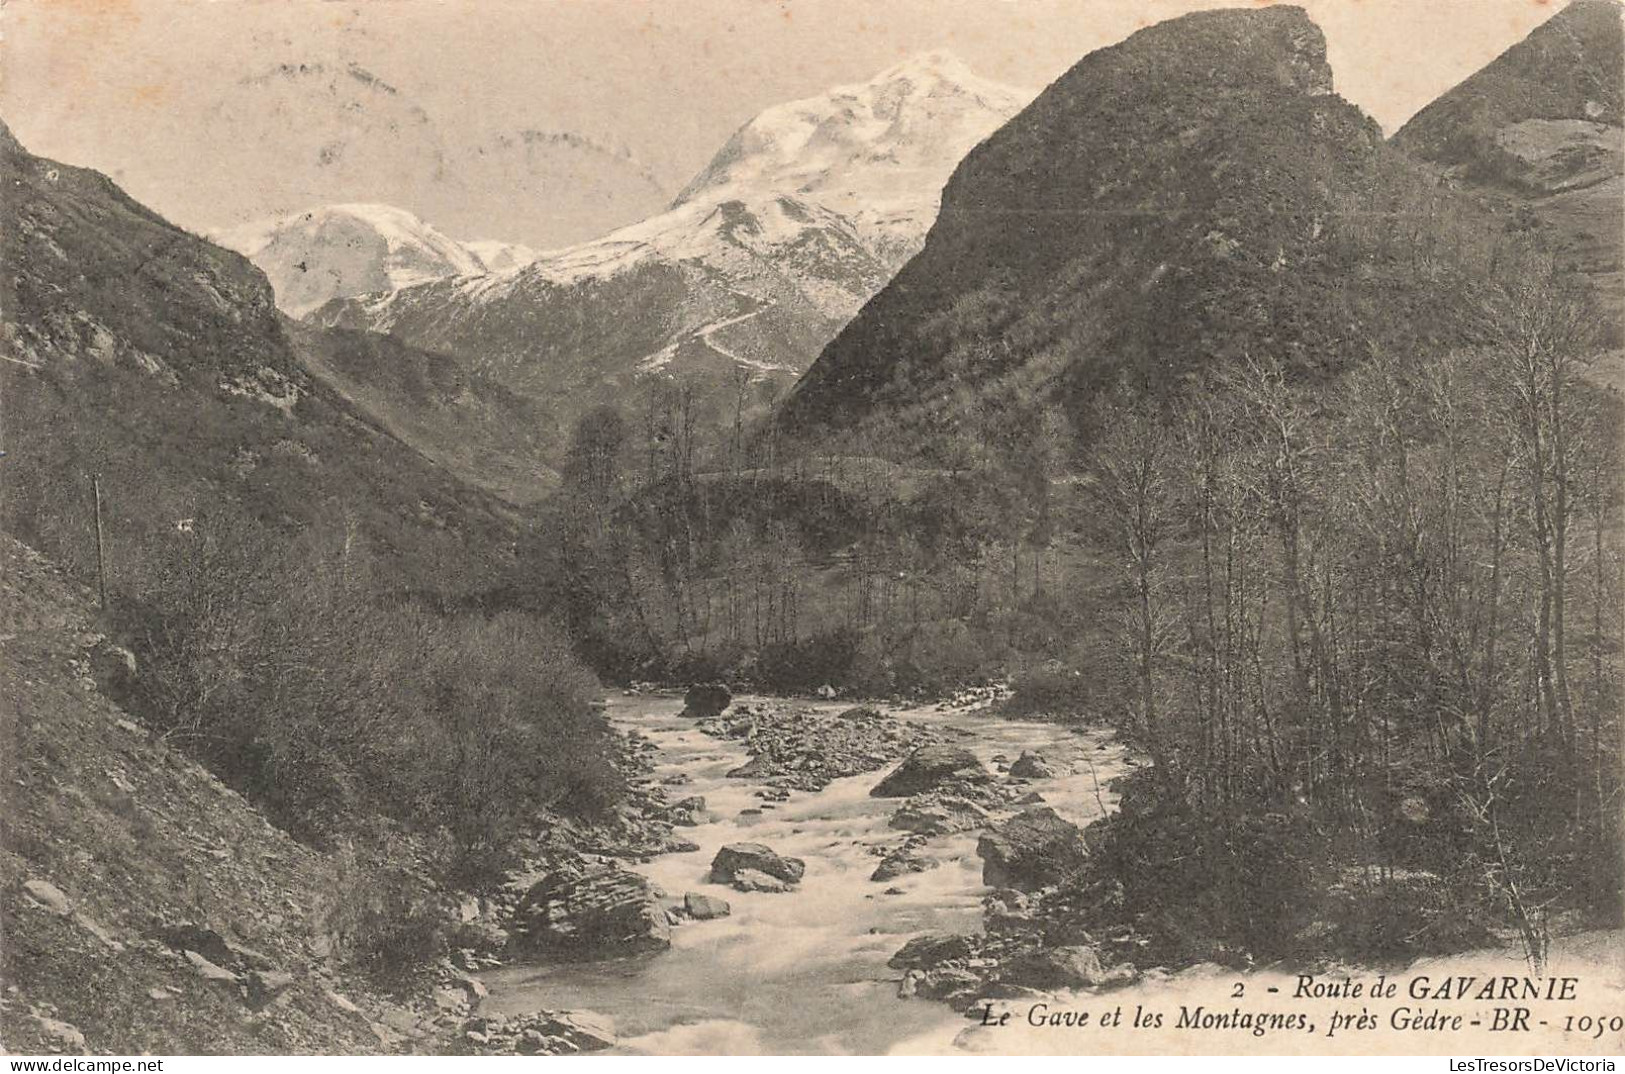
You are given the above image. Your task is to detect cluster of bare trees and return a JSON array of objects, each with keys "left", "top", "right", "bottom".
[
  {"left": 123, "top": 512, "right": 609, "bottom": 883},
  {"left": 1082, "top": 255, "right": 1622, "bottom": 952},
  {"left": 551, "top": 367, "right": 1089, "bottom": 691}
]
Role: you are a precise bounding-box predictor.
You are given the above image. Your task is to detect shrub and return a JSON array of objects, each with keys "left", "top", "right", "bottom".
[
  {"left": 893, "top": 619, "right": 993, "bottom": 694},
  {"left": 756, "top": 627, "right": 861, "bottom": 694},
  {"left": 320, "top": 833, "right": 451, "bottom": 986}
]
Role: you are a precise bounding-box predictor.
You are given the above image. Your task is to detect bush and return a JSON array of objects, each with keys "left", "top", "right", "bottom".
[
  {"left": 756, "top": 628, "right": 861, "bottom": 694},
  {"left": 1080, "top": 770, "right": 1322, "bottom": 964},
  {"left": 320, "top": 833, "right": 451, "bottom": 986},
  {"left": 1006, "top": 642, "right": 1127, "bottom": 718},
  {"left": 893, "top": 619, "right": 994, "bottom": 694},
  {"left": 110, "top": 514, "right": 619, "bottom": 885}
]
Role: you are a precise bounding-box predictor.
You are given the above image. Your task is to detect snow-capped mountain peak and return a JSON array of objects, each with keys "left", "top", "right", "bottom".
[
  {"left": 213, "top": 203, "right": 486, "bottom": 316},
  {"left": 672, "top": 52, "right": 1033, "bottom": 263}
]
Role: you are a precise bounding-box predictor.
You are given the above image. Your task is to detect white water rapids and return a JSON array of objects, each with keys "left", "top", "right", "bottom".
[{"left": 481, "top": 693, "right": 1134, "bottom": 1054}]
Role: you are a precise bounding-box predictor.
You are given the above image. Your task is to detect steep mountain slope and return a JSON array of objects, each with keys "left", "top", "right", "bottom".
[
  {"left": 0, "top": 537, "right": 406, "bottom": 1054},
  {"left": 214, "top": 204, "right": 486, "bottom": 317},
  {"left": 288, "top": 323, "right": 561, "bottom": 504},
  {"left": 311, "top": 55, "right": 1028, "bottom": 434},
  {"left": 781, "top": 6, "right": 1490, "bottom": 438},
  {"left": 1391, "top": 0, "right": 1623, "bottom": 328},
  {"left": 0, "top": 121, "right": 516, "bottom": 599},
  {"left": 675, "top": 51, "right": 1032, "bottom": 264}
]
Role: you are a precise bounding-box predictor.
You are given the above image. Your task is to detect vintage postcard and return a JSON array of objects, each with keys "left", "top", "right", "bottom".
[{"left": 1, "top": 0, "right": 1621, "bottom": 1060}]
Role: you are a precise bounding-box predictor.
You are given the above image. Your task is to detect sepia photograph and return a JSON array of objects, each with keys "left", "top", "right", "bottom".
[{"left": 0, "top": 0, "right": 1621, "bottom": 1060}]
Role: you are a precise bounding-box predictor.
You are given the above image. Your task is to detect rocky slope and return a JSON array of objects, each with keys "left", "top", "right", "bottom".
[
  {"left": 779, "top": 6, "right": 1494, "bottom": 438},
  {"left": 1, "top": 536, "right": 454, "bottom": 1053},
  {"left": 1391, "top": 0, "right": 1624, "bottom": 332},
  {"left": 310, "top": 55, "right": 1029, "bottom": 436}
]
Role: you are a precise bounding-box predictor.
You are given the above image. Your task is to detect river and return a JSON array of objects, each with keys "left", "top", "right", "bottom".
[{"left": 481, "top": 693, "right": 1134, "bottom": 1054}]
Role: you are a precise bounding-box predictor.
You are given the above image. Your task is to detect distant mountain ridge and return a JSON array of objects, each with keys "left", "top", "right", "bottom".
[{"left": 312, "top": 53, "right": 1030, "bottom": 434}]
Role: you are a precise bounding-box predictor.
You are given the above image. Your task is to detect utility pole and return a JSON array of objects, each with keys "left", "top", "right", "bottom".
[{"left": 91, "top": 472, "right": 107, "bottom": 611}]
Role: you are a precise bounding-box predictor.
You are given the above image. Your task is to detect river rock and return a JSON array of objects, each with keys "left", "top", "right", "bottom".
[
  {"left": 977, "top": 807, "right": 1088, "bottom": 890},
  {"left": 709, "top": 842, "right": 805, "bottom": 886},
  {"left": 870, "top": 745, "right": 991, "bottom": 798},
  {"left": 1009, "top": 751, "right": 1057, "bottom": 779},
  {"left": 725, "top": 755, "right": 773, "bottom": 779},
  {"left": 998, "top": 945, "right": 1105, "bottom": 990},
  {"left": 888, "top": 932, "right": 977, "bottom": 970},
  {"left": 703, "top": 702, "right": 944, "bottom": 792},
  {"left": 515, "top": 865, "right": 671, "bottom": 956},
  {"left": 871, "top": 845, "right": 939, "bottom": 882},
  {"left": 683, "top": 892, "right": 731, "bottom": 920},
  {"left": 916, "top": 966, "right": 984, "bottom": 1006},
  {"left": 682, "top": 682, "right": 732, "bottom": 719},
  {"left": 664, "top": 795, "right": 708, "bottom": 826},
  {"left": 728, "top": 869, "right": 790, "bottom": 893},
  {"left": 541, "top": 1010, "right": 617, "bottom": 1051},
  {"left": 888, "top": 794, "right": 991, "bottom": 835}
]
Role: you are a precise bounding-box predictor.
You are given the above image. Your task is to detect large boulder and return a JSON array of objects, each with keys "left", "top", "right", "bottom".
[
  {"left": 682, "top": 682, "right": 732, "bottom": 719},
  {"left": 708, "top": 843, "right": 805, "bottom": 886},
  {"left": 999, "top": 945, "right": 1105, "bottom": 990},
  {"left": 871, "top": 844, "right": 940, "bottom": 882},
  {"left": 664, "top": 796, "right": 708, "bottom": 827},
  {"left": 539, "top": 1010, "right": 617, "bottom": 1051},
  {"left": 1009, "top": 750, "right": 1058, "bottom": 779},
  {"left": 977, "top": 807, "right": 1089, "bottom": 890},
  {"left": 682, "top": 892, "right": 731, "bottom": 920},
  {"left": 888, "top": 794, "right": 991, "bottom": 835},
  {"left": 870, "top": 745, "right": 991, "bottom": 798},
  {"left": 727, "top": 869, "right": 790, "bottom": 893},
  {"left": 887, "top": 932, "right": 977, "bottom": 970},
  {"left": 514, "top": 866, "right": 671, "bottom": 957}
]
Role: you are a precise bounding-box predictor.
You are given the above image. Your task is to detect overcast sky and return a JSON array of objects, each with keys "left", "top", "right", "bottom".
[{"left": 1, "top": 0, "right": 1562, "bottom": 247}]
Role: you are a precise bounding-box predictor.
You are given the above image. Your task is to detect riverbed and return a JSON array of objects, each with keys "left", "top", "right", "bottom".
[{"left": 482, "top": 693, "right": 1134, "bottom": 1054}]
